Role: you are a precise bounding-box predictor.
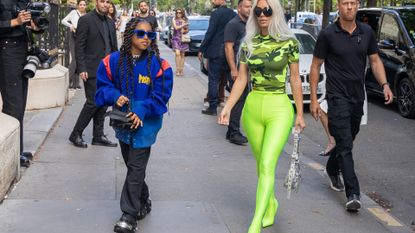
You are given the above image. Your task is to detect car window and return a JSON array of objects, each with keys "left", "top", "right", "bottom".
[
  {"left": 356, "top": 11, "right": 381, "bottom": 33},
  {"left": 399, "top": 9, "right": 415, "bottom": 45},
  {"left": 295, "top": 33, "right": 316, "bottom": 54},
  {"left": 189, "top": 20, "right": 209, "bottom": 30},
  {"left": 379, "top": 14, "right": 400, "bottom": 44}
]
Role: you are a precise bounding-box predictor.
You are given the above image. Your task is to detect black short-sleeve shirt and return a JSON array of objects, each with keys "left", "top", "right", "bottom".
[
  {"left": 313, "top": 20, "right": 378, "bottom": 102},
  {"left": 224, "top": 15, "right": 246, "bottom": 55},
  {"left": 136, "top": 15, "right": 159, "bottom": 30}
]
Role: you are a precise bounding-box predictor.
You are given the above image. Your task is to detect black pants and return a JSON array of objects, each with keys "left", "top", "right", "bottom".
[
  {"left": 68, "top": 32, "right": 79, "bottom": 88},
  {"left": 120, "top": 141, "right": 151, "bottom": 217},
  {"left": 327, "top": 97, "right": 363, "bottom": 198},
  {"left": 71, "top": 77, "right": 107, "bottom": 138},
  {"left": 0, "top": 38, "right": 28, "bottom": 154},
  {"left": 207, "top": 57, "right": 227, "bottom": 109},
  {"left": 227, "top": 74, "right": 248, "bottom": 136}
]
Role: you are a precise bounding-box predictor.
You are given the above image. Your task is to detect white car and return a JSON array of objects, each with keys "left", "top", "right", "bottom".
[{"left": 286, "top": 29, "right": 326, "bottom": 104}]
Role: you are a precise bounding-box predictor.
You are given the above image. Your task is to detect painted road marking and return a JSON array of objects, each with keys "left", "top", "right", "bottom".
[
  {"left": 367, "top": 207, "right": 403, "bottom": 227},
  {"left": 307, "top": 162, "right": 325, "bottom": 171}
]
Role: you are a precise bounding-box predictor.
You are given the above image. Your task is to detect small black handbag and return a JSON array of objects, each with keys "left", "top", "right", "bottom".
[{"left": 106, "top": 107, "right": 135, "bottom": 131}]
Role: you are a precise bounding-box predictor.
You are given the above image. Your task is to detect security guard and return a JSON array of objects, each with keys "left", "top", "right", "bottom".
[{"left": 0, "top": 0, "right": 41, "bottom": 167}]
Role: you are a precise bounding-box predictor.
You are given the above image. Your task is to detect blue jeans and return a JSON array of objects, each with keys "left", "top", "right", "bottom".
[{"left": 207, "top": 57, "right": 227, "bottom": 109}]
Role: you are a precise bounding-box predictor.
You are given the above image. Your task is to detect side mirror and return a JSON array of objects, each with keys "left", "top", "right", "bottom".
[{"left": 379, "top": 39, "right": 396, "bottom": 50}]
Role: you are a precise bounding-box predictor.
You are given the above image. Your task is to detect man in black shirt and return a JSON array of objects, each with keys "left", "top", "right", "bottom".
[
  {"left": 136, "top": 1, "right": 158, "bottom": 31},
  {"left": 0, "top": 0, "right": 42, "bottom": 167},
  {"left": 69, "top": 0, "right": 118, "bottom": 148},
  {"left": 309, "top": 0, "right": 393, "bottom": 211},
  {"left": 223, "top": 0, "right": 251, "bottom": 145},
  {"left": 199, "top": 0, "right": 236, "bottom": 116}
]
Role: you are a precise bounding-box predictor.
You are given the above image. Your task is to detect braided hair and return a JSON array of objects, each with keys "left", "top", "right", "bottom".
[{"left": 117, "top": 18, "right": 165, "bottom": 102}]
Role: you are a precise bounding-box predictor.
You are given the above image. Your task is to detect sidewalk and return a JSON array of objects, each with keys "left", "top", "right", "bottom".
[{"left": 0, "top": 44, "right": 411, "bottom": 233}]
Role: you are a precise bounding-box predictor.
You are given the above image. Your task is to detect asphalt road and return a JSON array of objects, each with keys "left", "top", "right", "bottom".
[{"left": 181, "top": 50, "right": 415, "bottom": 231}]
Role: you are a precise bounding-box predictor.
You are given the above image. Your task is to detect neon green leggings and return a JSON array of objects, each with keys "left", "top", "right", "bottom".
[{"left": 241, "top": 91, "right": 294, "bottom": 233}]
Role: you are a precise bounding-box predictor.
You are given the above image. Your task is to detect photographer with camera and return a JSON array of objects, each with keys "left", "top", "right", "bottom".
[{"left": 0, "top": 0, "right": 45, "bottom": 167}]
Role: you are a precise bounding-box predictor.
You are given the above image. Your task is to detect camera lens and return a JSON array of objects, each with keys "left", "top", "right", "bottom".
[{"left": 23, "top": 56, "right": 40, "bottom": 79}]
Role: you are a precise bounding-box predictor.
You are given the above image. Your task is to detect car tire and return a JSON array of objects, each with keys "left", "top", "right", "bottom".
[{"left": 397, "top": 77, "right": 415, "bottom": 119}]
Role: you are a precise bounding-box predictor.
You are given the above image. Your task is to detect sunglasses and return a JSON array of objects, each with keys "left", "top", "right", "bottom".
[
  {"left": 254, "top": 6, "right": 273, "bottom": 17},
  {"left": 176, "top": 12, "right": 183, "bottom": 14},
  {"left": 134, "top": 29, "right": 157, "bottom": 40}
]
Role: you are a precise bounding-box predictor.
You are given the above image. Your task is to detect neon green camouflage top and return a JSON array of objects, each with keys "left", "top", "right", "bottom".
[{"left": 240, "top": 34, "right": 299, "bottom": 93}]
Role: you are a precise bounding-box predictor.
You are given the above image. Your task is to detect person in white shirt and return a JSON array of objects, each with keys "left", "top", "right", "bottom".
[{"left": 61, "top": 0, "right": 87, "bottom": 89}]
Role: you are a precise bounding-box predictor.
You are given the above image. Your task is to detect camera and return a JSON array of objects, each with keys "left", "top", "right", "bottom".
[
  {"left": 23, "top": 45, "right": 51, "bottom": 79},
  {"left": 15, "top": 1, "right": 51, "bottom": 30},
  {"left": 26, "top": 2, "right": 51, "bottom": 30}
]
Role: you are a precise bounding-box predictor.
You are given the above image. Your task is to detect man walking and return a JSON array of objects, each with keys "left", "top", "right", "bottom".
[
  {"left": 223, "top": 0, "right": 251, "bottom": 145},
  {"left": 136, "top": 1, "right": 158, "bottom": 31},
  {"left": 69, "top": 0, "right": 118, "bottom": 148},
  {"left": 309, "top": 0, "right": 393, "bottom": 211},
  {"left": 198, "top": 0, "right": 236, "bottom": 116}
]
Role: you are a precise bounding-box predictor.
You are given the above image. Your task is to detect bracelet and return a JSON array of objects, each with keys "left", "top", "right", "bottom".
[{"left": 381, "top": 82, "right": 390, "bottom": 89}]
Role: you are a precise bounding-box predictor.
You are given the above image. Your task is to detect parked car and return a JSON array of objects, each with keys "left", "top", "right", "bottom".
[
  {"left": 160, "top": 25, "right": 170, "bottom": 41},
  {"left": 187, "top": 16, "right": 210, "bottom": 54},
  {"left": 357, "top": 7, "right": 415, "bottom": 118},
  {"left": 200, "top": 29, "right": 327, "bottom": 104},
  {"left": 286, "top": 29, "right": 326, "bottom": 104}
]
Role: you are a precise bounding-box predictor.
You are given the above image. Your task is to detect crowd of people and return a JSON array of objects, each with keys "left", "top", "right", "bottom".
[{"left": 1, "top": 0, "right": 395, "bottom": 232}]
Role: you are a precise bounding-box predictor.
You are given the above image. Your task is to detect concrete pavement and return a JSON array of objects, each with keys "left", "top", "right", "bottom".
[{"left": 0, "top": 44, "right": 412, "bottom": 233}]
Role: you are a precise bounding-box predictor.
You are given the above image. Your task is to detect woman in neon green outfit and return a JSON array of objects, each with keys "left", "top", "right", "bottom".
[{"left": 218, "top": 0, "right": 305, "bottom": 232}]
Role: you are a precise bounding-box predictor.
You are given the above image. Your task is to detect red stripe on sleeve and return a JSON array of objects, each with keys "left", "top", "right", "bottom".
[
  {"left": 103, "top": 55, "right": 112, "bottom": 81},
  {"left": 156, "top": 60, "right": 171, "bottom": 78}
]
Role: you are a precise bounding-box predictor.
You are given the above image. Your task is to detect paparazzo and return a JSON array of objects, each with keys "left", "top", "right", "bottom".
[{"left": 0, "top": 0, "right": 44, "bottom": 167}]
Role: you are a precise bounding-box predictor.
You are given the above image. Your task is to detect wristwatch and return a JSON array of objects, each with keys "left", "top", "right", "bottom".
[{"left": 381, "top": 82, "right": 390, "bottom": 89}]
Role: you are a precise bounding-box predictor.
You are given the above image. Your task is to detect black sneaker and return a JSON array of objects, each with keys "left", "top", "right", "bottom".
[
  {"left": 328, "top": 174, "right": 345, "bottom": 192},
  {"left": 20, "top": 155, "right": 31, "bottom": 168},
  {"left": 137, "top": 199, "right": 152, "bottom": 220},
  {"left": 229, "top": 132, "right": 248, "bottom": 145},
  {"left": 114, "top": 214, "right": 137, "bottom": 233},
  {"left": 346, "top": 194, "right": 361, "bottom": 212},
  {"left": 201, "top": 107, "right": 217, "bottom": 116}
]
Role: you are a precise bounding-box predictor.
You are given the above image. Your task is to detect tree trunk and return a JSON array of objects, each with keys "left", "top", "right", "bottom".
[
  {"left": 230, "top": 0, "right": 236, "bottom": 9},
  {"left": 367, "top": 0, "right": 377, "bottom": 7},
  {"left": 300, "top": 0, "right": 306, "bottom": 11},
  {"left": 322, "top": 0, "right": 331, "bottom": 28}
]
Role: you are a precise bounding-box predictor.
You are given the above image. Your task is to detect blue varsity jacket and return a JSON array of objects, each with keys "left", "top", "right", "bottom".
[{"left": 95, "top": 51, "right": 173, "bottom": 148}]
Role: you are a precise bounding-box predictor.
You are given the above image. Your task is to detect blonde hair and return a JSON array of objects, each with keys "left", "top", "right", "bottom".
[{"left": 243, "top": 0, "right": 296, "bottom": 57}]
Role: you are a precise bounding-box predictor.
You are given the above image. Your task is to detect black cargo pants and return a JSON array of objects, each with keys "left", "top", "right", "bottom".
[{"left": 327, "top": 97, "right": 363, "bottom": 198}]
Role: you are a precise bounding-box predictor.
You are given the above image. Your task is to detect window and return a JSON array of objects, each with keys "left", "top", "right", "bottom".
[
  {"left": 379, "top": 14, "right": 400, "bottom": 45},
  {"left": 188, "top": 19, "right": 209, "bottom": 31},
  {"left": 295, "top": 33, "right": 316, "bottom": 54},
  {"left": 399, "top": 9, "right": 415, "bottom": 44}
]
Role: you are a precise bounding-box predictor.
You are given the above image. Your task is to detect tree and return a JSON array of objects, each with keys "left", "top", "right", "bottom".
[
  {"left": 322, "top": 0, "right": 331, "bottom": 28},
  {"left": 367, "top": 0, "right": 377, "bottom": 7}
]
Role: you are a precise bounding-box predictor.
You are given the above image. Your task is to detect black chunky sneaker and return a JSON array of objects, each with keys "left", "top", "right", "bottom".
[{"left": 346, "top": 194, "right": 361, "bottom": 212}]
